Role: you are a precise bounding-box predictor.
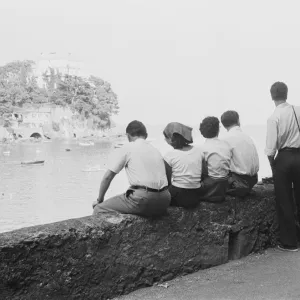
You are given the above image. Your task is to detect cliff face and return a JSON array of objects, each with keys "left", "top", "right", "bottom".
[
  {"left": 0, "top": 185, "right": 277, "bottom": 300},
  {"left": 9, "top": 104, "right": 116, "bottom": 140},
  {"left": 0, "top": 126, "right": 10, "bottom": 140}
]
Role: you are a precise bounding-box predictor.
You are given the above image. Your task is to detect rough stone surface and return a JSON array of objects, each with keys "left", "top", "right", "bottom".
[{"left": 0, "top": 185, "right": 277, "bottom": 300}]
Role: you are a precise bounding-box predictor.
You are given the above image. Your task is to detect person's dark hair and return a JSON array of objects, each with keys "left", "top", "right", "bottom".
[
  {"left": 221, "top": 110, "right": 239, "bottom": 128},
  {"left": 199, "top": 116, "right": 220, "bottom": 138},
  {"left": 163, "top": 132, "right": 191, "bottom": 149},
  {"left": 126, "top": 120, "right": 148, "bottom": 138},
  {"left": 270, "top": 82, "right": 288, "bottom": 101}
]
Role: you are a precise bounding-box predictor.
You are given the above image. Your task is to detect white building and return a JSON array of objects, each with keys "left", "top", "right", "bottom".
[{"left": 34, "top": 52, "right": 85, "bottom": 88}]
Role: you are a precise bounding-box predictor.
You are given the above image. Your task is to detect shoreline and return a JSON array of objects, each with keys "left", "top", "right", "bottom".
[{"left": 0, "top": 132, "right": 127, "bottom": 145}]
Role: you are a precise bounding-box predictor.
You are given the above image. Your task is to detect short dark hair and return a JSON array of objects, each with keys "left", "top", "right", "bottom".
[
  {"left": 270, "top": 82, "right": 288, "bottom": 101},
  {"left": 199, "top": 116, "right": 220, "bottom": 138},
  {"left": 221, "top": 110, "right": 239, "bottom": 128},
  {"left": 163, "top": 132, "right": 191, "bottom": 149},
  {"left": 126, "top": 120, "right": 148, "bottom": 138}
]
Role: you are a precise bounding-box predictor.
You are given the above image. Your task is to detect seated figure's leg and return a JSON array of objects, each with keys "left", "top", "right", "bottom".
[
  {"left": 168, "top": 185, "right": 200, "bottom": 208},
  {"left": 168, "top": 185, "right": 180, "bottom": 207},
  {"left": 199, "top": 177, "right": 228, "bottom": 203},
  {"left": 93, "top": 189, "right": 171, "bottom": 217},
  {"left": 227, "top": 173, "right": 253, "bottom": 197},
  {"left": 131, "top": 189, "right": 171, "bottom": 217},
  {"left": 249, "top": 174, "right": 258, "bottom": 190},
  {"left": 93, "top": 191, "right": 136, "bottom": 215}
]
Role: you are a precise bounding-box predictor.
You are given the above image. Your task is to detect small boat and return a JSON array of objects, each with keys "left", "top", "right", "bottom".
[
  {"left": 65, "top": 148, "right": 71, "bottom": 152},
  {"left": 79, "top": 141, "right": 95, "bottom": 146},
  {"left": 3, "top": 151, "right": 10, "bottom": 155},
  {"left": 114, "top": 143, "right": 124, "bottom": 148},
  {"left": 21, "top": 160, "right": 45, "bottom": 165}
]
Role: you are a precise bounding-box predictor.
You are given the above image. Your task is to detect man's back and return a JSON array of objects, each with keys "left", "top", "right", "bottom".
[
  {"left": 94, "top": 120, "right": 171, "bottom": 218},
  {"left": 223, "top": 126, "right": 259, "bottom": 176},
  {"left": 265, "top": 103, "right": 300, "bottom": 155},
  {"left": 201, "top": 138, "right": 231, "bottom": 178},
  {"left": 108, "top": 138, "right": 168, "bottom": 190}
]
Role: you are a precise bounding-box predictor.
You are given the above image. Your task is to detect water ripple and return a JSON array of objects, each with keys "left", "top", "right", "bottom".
[{"left": 0, "top": 139, "right": 126, "bottom": 233}]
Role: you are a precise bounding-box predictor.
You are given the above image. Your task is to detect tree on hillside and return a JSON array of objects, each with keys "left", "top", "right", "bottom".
[
  {"left": 0, "top": 60, "right": 119, "bottom": 130},
  {"left": 88, "top": 75, "right": 119, "bottom": 128},
  {"left": 53, "top": 74, "right": 119, "bottom": 129},
  {"left": 0, "top": 60, "right": 48, "bottom": 115}
]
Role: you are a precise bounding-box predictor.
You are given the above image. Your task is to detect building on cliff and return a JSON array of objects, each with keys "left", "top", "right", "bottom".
[
  {"left": 33, "top": 52, "right": 85, "bottom": 89},
  {"left": 12, "top": 106, "right": 53, "bottom": 128},
  {"left": 9, "top": 104, "right": 117, "bottom": 139}
]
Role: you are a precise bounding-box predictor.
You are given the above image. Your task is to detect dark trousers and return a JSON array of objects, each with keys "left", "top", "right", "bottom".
[
  {"left": 227, "top": 172, "right": 258, "bottom": 197},
  {"left": 199, "top": 176, "right": 229, "bottom": 203},
  {"left": 274, "top": 150, "right": 300, "bottom": 247},
  {"left": 169, "top": 185, "right": 202, "bottom": 208}
]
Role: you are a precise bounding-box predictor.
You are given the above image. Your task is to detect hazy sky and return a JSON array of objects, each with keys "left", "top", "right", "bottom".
[{"left": 1, "top": 0, "right": 300, "bottom": 126}]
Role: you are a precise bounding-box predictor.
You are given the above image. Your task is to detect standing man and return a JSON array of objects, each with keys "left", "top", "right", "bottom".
[
  {"left": 93, "top": 120, "right": 171, "bottom": 217},
  {"left": 266, "top": 82, "right": 300, "bottom": 252},
  {"left": 221, "top": 110, "right": 259, "bottom": 197}
]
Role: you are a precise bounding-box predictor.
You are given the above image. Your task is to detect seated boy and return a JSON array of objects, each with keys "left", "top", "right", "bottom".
[
  {"left": 221, "top": 110, "right": 259, "bottom": 197},
  {"left": 199, "top": 117, "right": 231, "bottom": 202}
]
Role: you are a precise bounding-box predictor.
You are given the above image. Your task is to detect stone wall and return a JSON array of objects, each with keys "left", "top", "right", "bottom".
[{"left": 0, "top": 185, "right": 277, "bottom": 300}]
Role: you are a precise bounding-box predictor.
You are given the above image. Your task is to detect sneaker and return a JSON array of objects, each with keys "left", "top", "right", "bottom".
[{"left": 277, "top": 245, "right": 298, "bottom": 252}]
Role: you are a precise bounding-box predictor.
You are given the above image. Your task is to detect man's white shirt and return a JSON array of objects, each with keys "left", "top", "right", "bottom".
[
  {"left": 222, "top": 126, "right": 259, "bottom": 176},
  {"left": 265, "top": 102, "right": 300, "bottom": 157}
]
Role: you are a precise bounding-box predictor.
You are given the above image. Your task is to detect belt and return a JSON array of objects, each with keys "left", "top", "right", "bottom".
[
  {"left": 278, "top": 147, "right": 300, "bottom": 153},
  {"left": 130, "top": 185, "right": 169, "bottom": 193}
]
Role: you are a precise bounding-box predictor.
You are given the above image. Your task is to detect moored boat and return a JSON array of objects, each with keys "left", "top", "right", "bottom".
[
  {"left": 21, "top": 160, "right": 45, "bottom": 165},
  {"left": 78, "top": 141, "right": 95, "bottom": 146},
  {"left": 114, "top": 142, "right": 124, "bottom": 148}
]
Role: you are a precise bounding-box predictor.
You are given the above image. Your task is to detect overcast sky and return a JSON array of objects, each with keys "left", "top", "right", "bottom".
[{"left": 1, "top": 0, "right": 300, "bottom": 126}]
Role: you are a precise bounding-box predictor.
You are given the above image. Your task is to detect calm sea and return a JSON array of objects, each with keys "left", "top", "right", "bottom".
[{"left": 0, "top": 124, "right": 271, "bottom": 233}]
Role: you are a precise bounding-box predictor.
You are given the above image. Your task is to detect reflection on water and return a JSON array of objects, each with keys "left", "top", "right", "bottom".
[{"left": 0, "top": 128, "right": 271, "bottom": 233}]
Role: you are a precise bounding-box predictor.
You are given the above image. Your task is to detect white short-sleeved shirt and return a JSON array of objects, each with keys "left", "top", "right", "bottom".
[
  {"left": 265, "top": 102, "right": 300, "bottom": 157},
  {"left": 107, "top": 138, "right": 168, "bottom": 189},
  {"left": 222, "top": 126, "right": 259, "bottom": 176},
  {"left": 200, "top": 138, "right": 231, "bottom": 178},
  {"left": 164, "top": 146, "right": 203, "bottom": 189}
]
